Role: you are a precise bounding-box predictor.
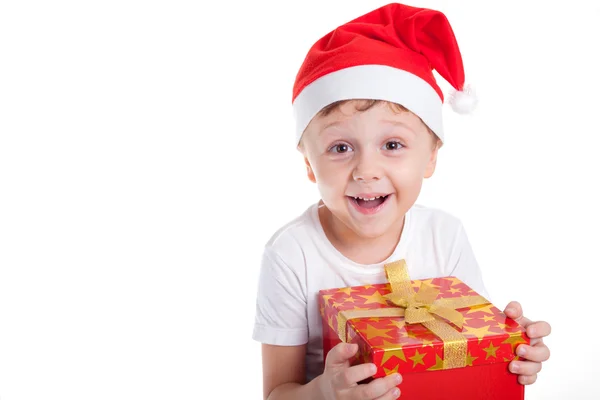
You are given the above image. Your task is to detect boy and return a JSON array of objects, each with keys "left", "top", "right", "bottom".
[{"left": 253, "top": 3, "right": 551, "bottom": 399}]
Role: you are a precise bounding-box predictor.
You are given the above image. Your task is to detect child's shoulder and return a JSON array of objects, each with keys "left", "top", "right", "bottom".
[{"left": 263, "top": 202, "right": 321, "bottom": 259}]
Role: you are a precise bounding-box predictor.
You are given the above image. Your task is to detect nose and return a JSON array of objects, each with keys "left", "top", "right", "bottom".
[{"left": 352, "top": 151, "right": 381, "bottom": 183}]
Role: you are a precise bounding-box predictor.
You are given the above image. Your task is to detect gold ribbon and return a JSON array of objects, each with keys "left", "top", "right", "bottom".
[{"left": 336, "top": 259, "right": 490, "bottom": 369}]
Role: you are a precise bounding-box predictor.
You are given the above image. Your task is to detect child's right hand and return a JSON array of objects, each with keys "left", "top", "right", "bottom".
[{"left": 317, "top": 342, "right": 402, "bottom": 400}]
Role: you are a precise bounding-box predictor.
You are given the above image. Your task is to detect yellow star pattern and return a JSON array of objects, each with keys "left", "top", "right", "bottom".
[
  {"left": 409, "top": 350, "right": 426, "bottom": 367},
  {"left": 496, "top": 322, "right": 508, "bottom": 330},
  {"left": 406, "top": 329, "right": 434, "bottom": 341},
  {"left": 382, "top": 350, "right": 407, "bottom": 365},
  {"left": 322, "top": 276, "right": 534, "bottom": 375},
  {"left": 447, "top": 277, "right": 462, "bottom": 286},
  {"left": 337, "top": 287, "right": 356, "bottom": 295},
  {"left": 483, "top": 342, "right": 500, "bottom": 360},
  {"left": 406, "top": 330, "right": 421, "bottom": 340},
  {"left": 359, "top": 292, "right": 389, "bottom": 306},
  {"left": 466, "top": 304, "right": 496, "bottom": 315},
  {"left": 380, "top": 340, "right": 406, "bottom": 363},
  {"left": 380, "top": 339, "right": 401, "bottom": 349},
  {"left": 365, "top": 324, "right": 394, "bottom": 341},
  {"left": 384, "top": 363, "right": 400, "bottom": 375},
  {"left": 389, "top": 320, "right": 405, "bottom": 331},
  {"left": 466, "top": 352, "right": 478, "bottom": 366},
  {"left": 427, "top": 354, "right": 444, "bottom": 371},
  {"left": 502, "top": 334, "right": 527, "bottom": 352},
  {"left": 462, "top": 325, "right": 494, "bottom": 343}
]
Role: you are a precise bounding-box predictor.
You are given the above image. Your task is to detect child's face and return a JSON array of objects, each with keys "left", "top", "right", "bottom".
[{"left": 300, "top": 101, "right": 439, "bottom": 239}]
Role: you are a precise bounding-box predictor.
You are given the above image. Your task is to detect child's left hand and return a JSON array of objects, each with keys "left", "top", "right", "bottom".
[{"left": 503, "top": 301, "right": 551, "bottom": 385}]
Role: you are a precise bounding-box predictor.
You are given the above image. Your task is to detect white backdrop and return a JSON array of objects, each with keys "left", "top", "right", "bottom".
[{"left": 1, "top": 0, "right": 598, "bottom": 399}]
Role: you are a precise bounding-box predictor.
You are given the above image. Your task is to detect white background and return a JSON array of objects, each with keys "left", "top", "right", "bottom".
[{"left": 0, "top": 0, "right": 598, "bottom": 399}]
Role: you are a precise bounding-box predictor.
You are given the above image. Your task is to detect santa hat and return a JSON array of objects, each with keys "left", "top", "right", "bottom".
[{"left": 292, "top": 2, "right": 477, "bottom": 144}]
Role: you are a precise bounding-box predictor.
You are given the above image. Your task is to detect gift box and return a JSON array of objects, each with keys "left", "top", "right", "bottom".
[{"left": 318, "top": 260, "right": 529, "bottom": 400}]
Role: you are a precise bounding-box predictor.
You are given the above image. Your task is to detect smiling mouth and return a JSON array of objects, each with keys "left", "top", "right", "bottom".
[{"left": 348, "top": 194, "right": 390, "bottom": 209}]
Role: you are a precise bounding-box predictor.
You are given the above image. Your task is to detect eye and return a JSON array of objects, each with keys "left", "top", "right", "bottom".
[
  {"left": 384, "top": 141, "right": 404, "bottom": 151},
  {"left": 328, "top": 143, "right": 353, "bottom": 154}
]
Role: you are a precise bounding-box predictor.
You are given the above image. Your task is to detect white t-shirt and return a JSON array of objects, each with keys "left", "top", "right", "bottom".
[{"left": 252, "top": 201, "right": 489, "bottom": 382}]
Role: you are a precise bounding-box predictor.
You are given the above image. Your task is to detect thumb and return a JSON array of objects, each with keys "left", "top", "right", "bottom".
[
  {"left": 504, "top": 301, "right": 532, "bottom": 327},
  {"left": 325, "top": 342, "right": 358, "bottom": 368}
]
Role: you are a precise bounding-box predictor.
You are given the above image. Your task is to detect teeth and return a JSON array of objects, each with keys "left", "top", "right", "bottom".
[{"left": 353, "top": 195, "right": 384, "bottom": 201}]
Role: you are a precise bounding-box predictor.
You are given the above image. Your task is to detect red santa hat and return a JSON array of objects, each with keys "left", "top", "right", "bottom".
[{"left": 292, "top": 2, "right": 477, "bottom": 144}]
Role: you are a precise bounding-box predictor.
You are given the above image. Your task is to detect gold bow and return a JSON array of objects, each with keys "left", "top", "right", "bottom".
[
  {"left": 384, "top": 260, "right": 486, "bottom": 330},
  {"left": 337, "top": 259, "right": 490, "bottom": 369}
]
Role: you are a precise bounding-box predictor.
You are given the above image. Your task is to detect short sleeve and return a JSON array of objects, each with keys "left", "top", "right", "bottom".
[
  {"left": 447, "top": 222, "right": 491, "bottom": 300},
  {"left": 252, "top": 246, "right": 309, "bottom": 346}
]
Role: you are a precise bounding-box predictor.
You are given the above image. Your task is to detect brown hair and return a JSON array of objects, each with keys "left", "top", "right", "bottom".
[
  {"left": 318, "top": 99, "right": 408, "bottom": 117},
  {"left": 299, "top": 99, "right": 442, "bottom": 150}
]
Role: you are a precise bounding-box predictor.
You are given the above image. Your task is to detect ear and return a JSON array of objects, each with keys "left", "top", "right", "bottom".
[
  {"left": 424, "top": 141, "right": 440, "bottom": 179},
  {"left": 304, "top": 157, "right": 317, "bottom": 183}
]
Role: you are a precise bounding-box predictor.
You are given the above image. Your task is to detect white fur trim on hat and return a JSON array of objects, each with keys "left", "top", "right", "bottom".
[{"left": 292, "top": 65, "right": 444, "bottom": 144}]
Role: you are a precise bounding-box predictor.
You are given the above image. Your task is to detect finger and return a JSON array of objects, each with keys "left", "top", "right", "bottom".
[
  {"left": 518, "top": 374, "right": 538, "bottom": 385},
  {"left": 525, "top": 321, "right": 551, "bottom": 339},
  {"left": 325, "top": 342, "right": 359, "bottom": 368},
  {"left": 503, "top": 301, "right": 522, "bottom": 317},
  {"left": 529, "top": 337, "right": 543, "bottom": 346},
  {"left": 373, "top": 386, "right": 401, "bottom": 400},
  {"left": 332, "top": 363, "right": 378, "bottom": 389},
  {"left": 356, "top": 373, "right": 402, "bottom": 400},
  {"left": 509, "top": 360, "right": 542, "bottom": 376},
  {"left": 503, "top": 301, "right": 532, "bottom": 327},
  {"left": 516, "top": 344, "right": 550, "bottom": 362}
]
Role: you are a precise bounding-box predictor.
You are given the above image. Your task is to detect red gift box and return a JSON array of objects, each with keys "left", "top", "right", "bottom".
[{"left": 318, "top": 260, "right": 529, "bottom": 400}]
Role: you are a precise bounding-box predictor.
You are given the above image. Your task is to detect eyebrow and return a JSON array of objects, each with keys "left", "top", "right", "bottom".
[
  {"left": 319, "top": 120, "right": 346, "bottom": 134},
  {"left": 318, "top": 118, "right": 418, "bottom": 137},
  {"left": 314, "top": 122, "right": 345, "bottom": 139}
]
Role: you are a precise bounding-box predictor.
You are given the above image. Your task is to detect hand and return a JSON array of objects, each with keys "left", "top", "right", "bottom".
[
  {"left": 504, "top": 301, "right": 551, "bottom": 385},
  {"left": 317, "top": 342, "right": 402, "bottom": 400}
]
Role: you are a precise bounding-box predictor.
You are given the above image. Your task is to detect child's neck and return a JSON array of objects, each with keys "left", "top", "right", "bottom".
[{"left": 319, "top": 205, "right": 404, "bottom": 265}]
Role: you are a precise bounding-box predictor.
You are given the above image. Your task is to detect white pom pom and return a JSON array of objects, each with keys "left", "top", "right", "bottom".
[{"left": 448, "top": 84, "right": 478, "bottom": 114}]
